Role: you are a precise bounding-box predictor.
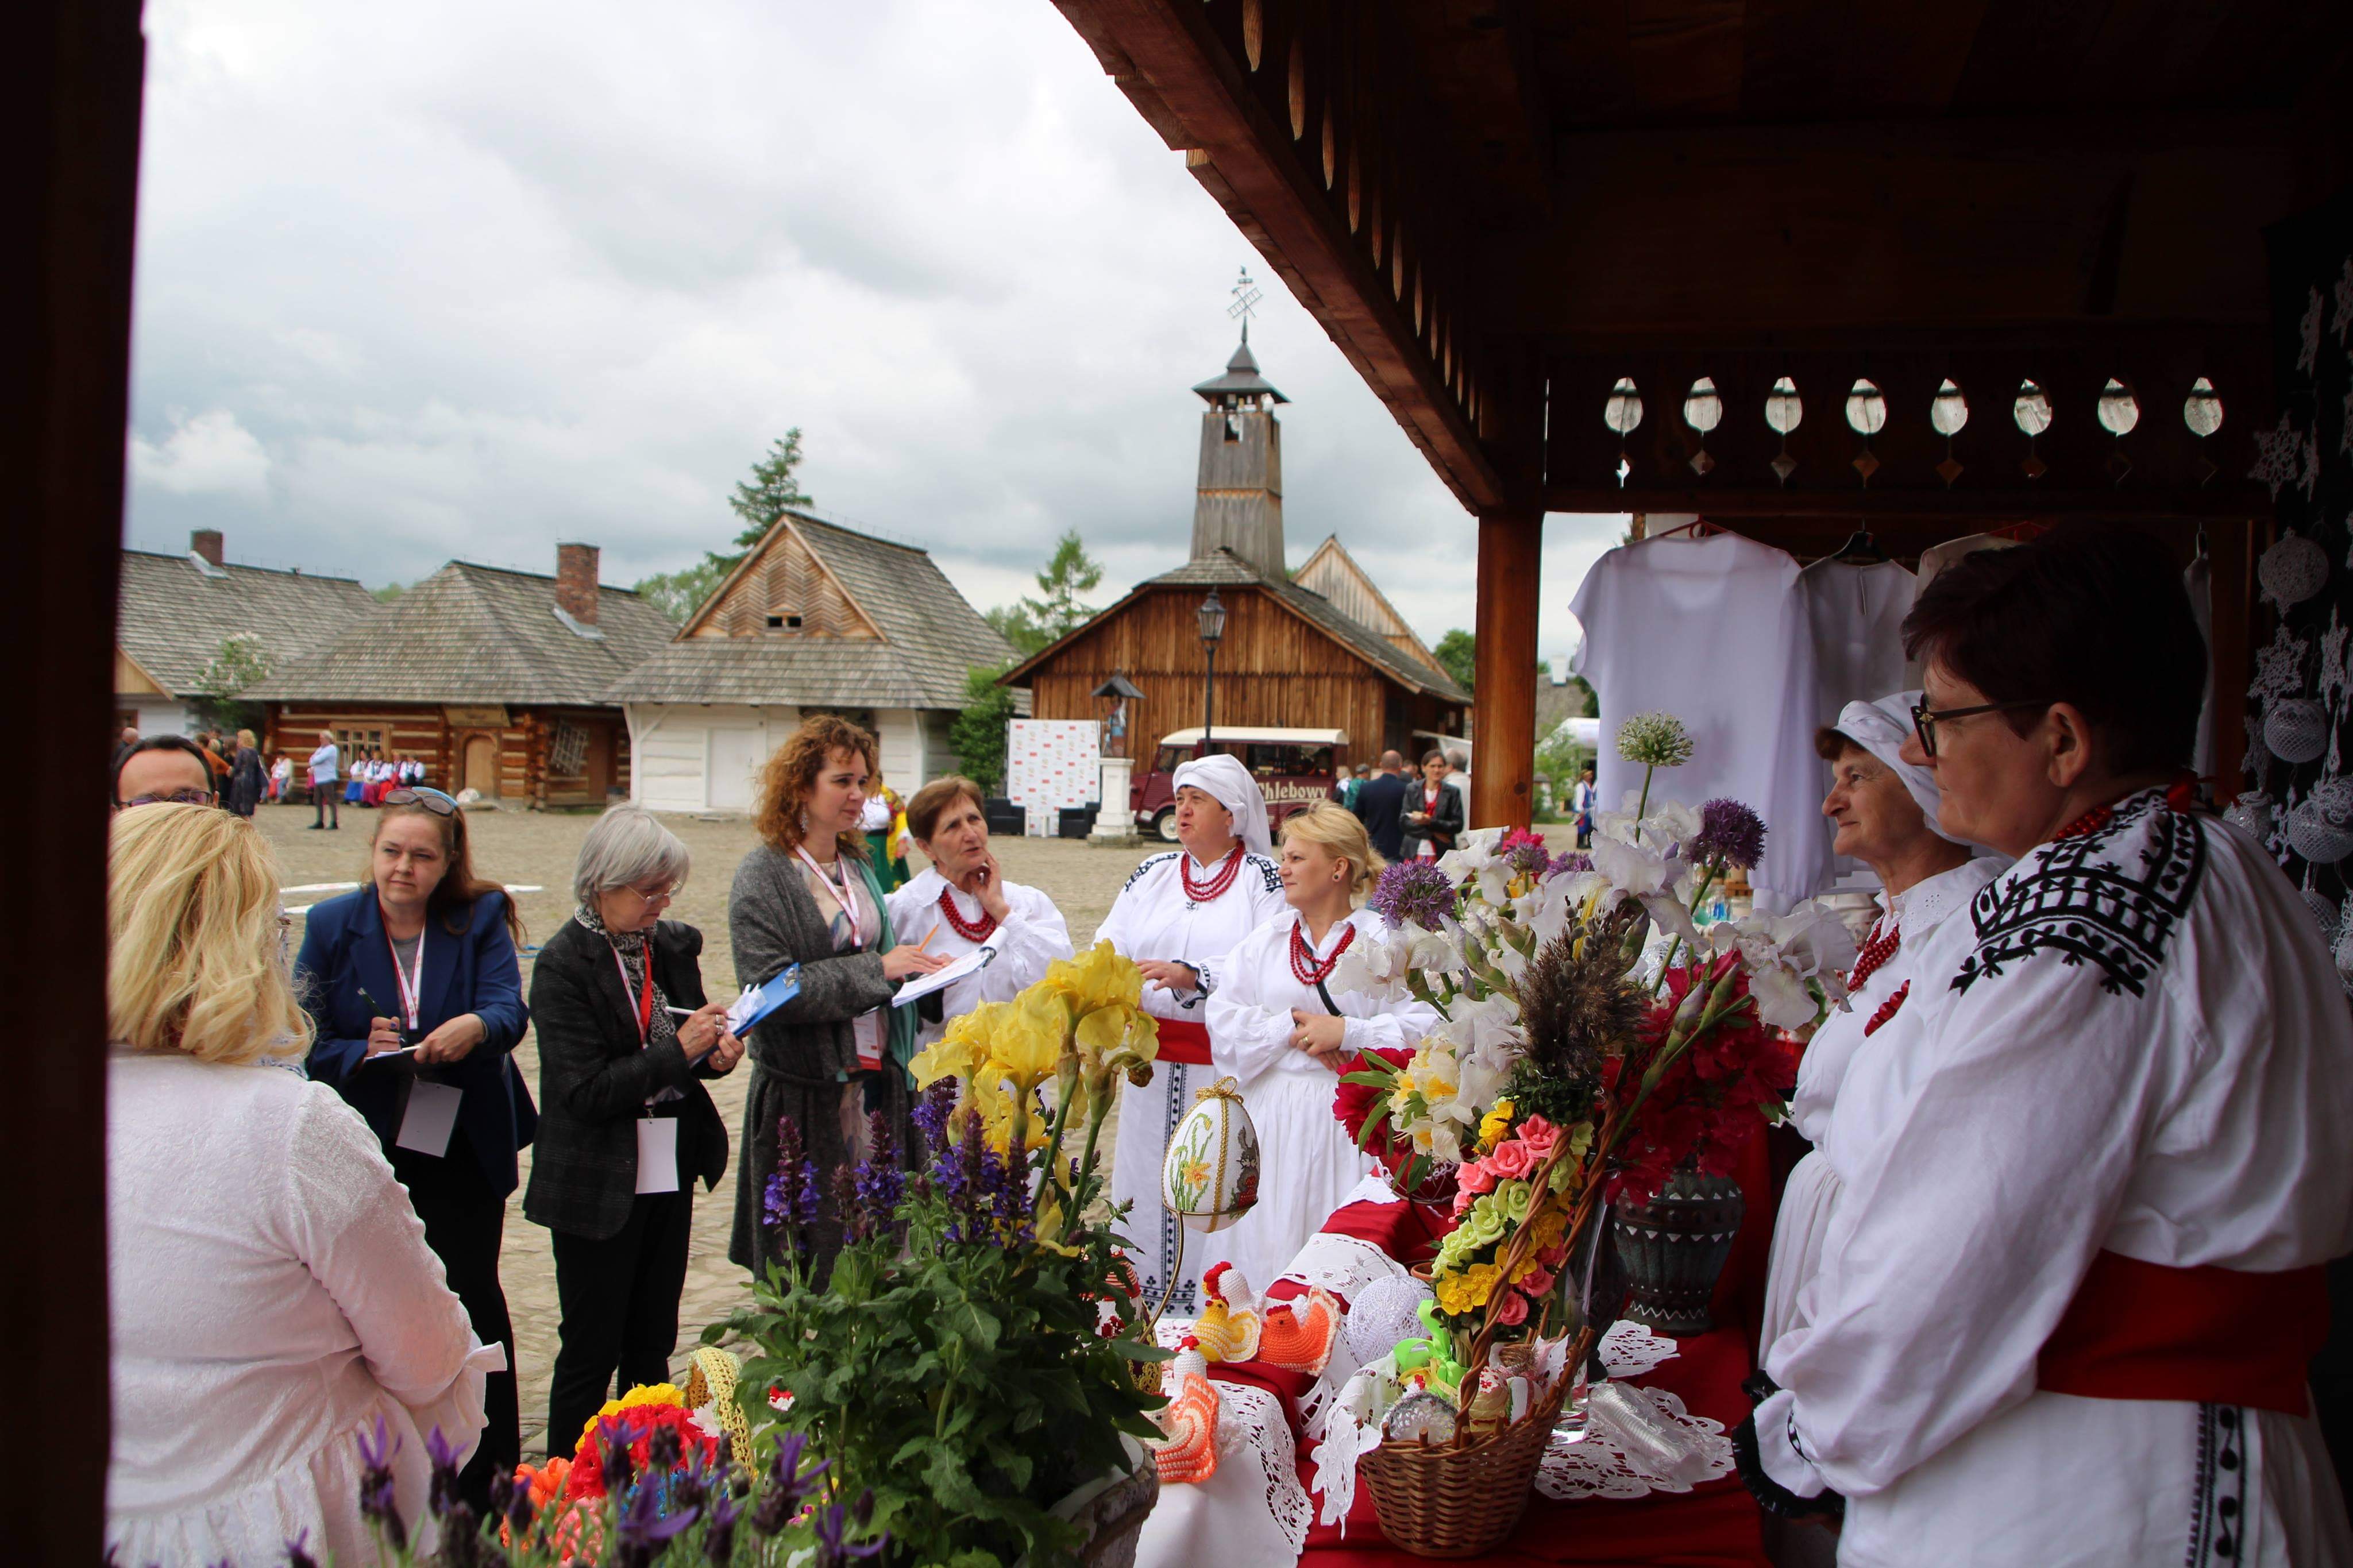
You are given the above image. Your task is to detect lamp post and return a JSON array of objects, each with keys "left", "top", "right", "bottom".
[
  {"left": 1089, "top": 673, "right": 1145, "bottom": 845},
  {"left": 1197, "top": 587, "right": 1226, "bottom": 753}
]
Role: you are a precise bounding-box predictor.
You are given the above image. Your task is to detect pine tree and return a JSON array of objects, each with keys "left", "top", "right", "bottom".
[
  {"left": 635, "top": 431, "right": 812, "bottom": 624},
  {"left": 1016, "top": 531, "right": 1104, "bottom": 642}
]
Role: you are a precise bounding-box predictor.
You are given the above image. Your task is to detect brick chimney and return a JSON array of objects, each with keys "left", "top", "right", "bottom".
[
  {"left": 554, "top": 542, "right": 600, "bottom": 625},
  {"left": 190, "top": 529, "right": 225, "bottom": 568}
]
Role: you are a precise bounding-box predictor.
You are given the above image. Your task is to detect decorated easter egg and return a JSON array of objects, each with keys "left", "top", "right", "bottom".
[{"left": 1162, "top": 1076, "right": 1260, "bottom": 1233}]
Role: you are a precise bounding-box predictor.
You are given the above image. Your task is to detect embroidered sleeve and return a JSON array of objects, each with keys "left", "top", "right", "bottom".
[{"left": 1953, "top": 798, "right": 2205, "bottom": 999}]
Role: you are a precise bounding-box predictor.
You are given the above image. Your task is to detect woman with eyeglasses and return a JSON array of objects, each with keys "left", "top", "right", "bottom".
[
  {"left": 295, "top": 785, "right": 533, "bottom": 1512},
  {"left": 524, "top": 804, "right": 744, "bottom": 1455},
  {"left": 1741, "top": 526, "right": 2353, "bottom": 1566}
]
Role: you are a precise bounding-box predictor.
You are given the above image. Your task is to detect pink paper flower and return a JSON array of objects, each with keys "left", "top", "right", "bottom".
[
  {"left": 1516, "top": 1115, "right": 1561, "bottom": 1159},
  {"left": 1457, "top": 1160, "right": 1498, "bottom": 1198},
  {"left": 1518, "top": 1265, "right": 1555, "bottom": 1297},
  {"left": 1495, "top": 1289, "right": 1530, "bottom": 1326},
  {"left": 1486, "top": 1138, "right": 1534, "bottom": 1181},
  {"left": 1537, "top": 1241, "right": 1569, "bottom": 1269}
]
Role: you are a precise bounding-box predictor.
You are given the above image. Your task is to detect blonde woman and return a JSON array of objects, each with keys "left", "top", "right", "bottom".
[
  {"left": 104, "top": 805, "right": 497, "bottom": 1565},
  {"left": 1199, "top": 802, "right": 1439, "bottom": 1292}
]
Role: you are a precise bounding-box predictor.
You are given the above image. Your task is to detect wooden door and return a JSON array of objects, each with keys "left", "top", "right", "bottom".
[
  {"left": 463, "top": 733, "right": 500, "bottom": 798},
  {"left": 708, "top": 727, "right": 759, "bottom": 812}
]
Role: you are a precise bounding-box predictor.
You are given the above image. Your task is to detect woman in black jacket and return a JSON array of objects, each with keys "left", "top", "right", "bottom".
[
  {"left": 1398, "top": 749, "right": 1467, "bottom": 859},
  {"left": 524, "top": 805, "right": 743, "bottom": 1454}
]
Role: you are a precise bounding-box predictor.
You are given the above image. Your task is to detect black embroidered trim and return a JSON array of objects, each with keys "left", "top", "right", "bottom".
[
  {"left": 1122, "top": 852, "right": 1178, "bottom": 894},
  {"left": 1250, "top": 854, "right": 1283, "bottom": 895},
  {"left": 2186, "top": 1403, "right": 2247, "bottom": 1566},
  {"left": 1143, "top": 1061, "right": 1197, "bottom": 1316},
  {"left": 1953, "top": 790, "right": 2206, "bottom": 999},
  {"left": 1731, "top": 1413, "right": 1845, "bottom": 1521}
]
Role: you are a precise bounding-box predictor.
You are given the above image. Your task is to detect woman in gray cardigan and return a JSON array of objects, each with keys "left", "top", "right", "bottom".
[{"left": 727, "top": 715, "right": 947, "bottom": 1276}]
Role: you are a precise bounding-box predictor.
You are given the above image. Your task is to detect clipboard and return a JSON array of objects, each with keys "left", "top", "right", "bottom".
[
  {"left": 890, "top": 944, "right": 997, "bottom": 1009},
  {"left": 725, "top": 965, "right": 801, "bottom": 1034}
]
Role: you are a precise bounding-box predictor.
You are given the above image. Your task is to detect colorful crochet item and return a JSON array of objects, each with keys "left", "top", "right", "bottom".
[
  {"left": 1191, "top": 1261, "right": 1262, "bottom": 1363},
  {"left": 1255, "top": 1285, "right": 1341, "bottom": 1376},
  {"left": 1150, "top": 1337, "right": 1220, "bottom": 1485}
]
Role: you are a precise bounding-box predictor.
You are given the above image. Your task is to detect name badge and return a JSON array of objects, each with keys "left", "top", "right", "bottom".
[
  {"left": 395, "top": 1081, "right": 462, "bottom": 1157},
  {"left": 635, "top": 1117, "right": 681, "bottom": 1195}
]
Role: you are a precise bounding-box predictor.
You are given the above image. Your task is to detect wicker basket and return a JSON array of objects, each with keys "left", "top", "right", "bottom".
[{"left": 1359, "top": 1373, "right": 1571, "bottom": 1558}]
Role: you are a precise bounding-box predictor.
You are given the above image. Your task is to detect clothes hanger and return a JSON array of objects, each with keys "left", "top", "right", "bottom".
[
  {"left": 1833, "top": 525, "right": 1890, "bottom": 565},
  {"left": 1649, "top": 517, "right": 1717, "bottom": 542}
]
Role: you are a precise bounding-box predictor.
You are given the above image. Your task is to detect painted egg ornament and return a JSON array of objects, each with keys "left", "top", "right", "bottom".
[{"left": 1162, "top": 1076, "right": 1260, "bottom": 1233}]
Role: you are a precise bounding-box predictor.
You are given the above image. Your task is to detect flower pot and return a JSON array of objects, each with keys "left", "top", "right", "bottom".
[
  {"left": 1023, "top": 1436, "right": 1161, "bottom": 1568},
  {"left": 1610, "top": 1169, "right": 1745, "bottom": 1337}
]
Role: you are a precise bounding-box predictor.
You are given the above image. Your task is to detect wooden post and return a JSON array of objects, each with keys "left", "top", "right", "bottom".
[
  {"left": 2208, "top": 516, "right": 2258, "bottom": 802},
  {"left": 4, "top": 1, "right": 144, "bottom": 1556},
  {"left": 1472, "top": 509, "right": 1544, "bottom": 831}
]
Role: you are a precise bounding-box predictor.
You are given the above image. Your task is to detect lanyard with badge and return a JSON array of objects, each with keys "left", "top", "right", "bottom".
[
  {"left": 615, "top": 938, "right": 680, "bottom": 1195},
  {"left": 385, "top": 924, "right": 462, "bottom": 1158}
]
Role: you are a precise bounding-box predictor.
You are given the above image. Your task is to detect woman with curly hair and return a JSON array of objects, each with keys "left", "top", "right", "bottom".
[{"left": 727, "top": 714, "right": 947, "bottom": 1276}]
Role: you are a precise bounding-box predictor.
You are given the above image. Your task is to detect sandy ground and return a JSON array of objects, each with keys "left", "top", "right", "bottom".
[{"left": 256, "top": 802, "right": 1158, "bottom": 1454}]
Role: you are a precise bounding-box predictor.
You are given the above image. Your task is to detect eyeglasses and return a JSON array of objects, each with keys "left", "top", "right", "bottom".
[
  {"left": 121, "top": 790, "right": 217, "bottom": 809},
  {"left": 1910, "top": 697, "right": 2055, "bottom": 758},
  {"left": 628, "top": 883, "right": 680, "bottom": 905},
  {"left": 384, "top": 787, "right": 458, "bottom": 816}
]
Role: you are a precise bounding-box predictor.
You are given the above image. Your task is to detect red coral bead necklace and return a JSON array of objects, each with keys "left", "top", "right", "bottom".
[
  {"left": 1181, "top": 846, "right": 1244, "bottom": 905},
  {"left": 1290, "top": 918, "right": 1355, "bottom": 985},
  {"left": 937, "top": 885, "right": 997, "bottom": 943}
]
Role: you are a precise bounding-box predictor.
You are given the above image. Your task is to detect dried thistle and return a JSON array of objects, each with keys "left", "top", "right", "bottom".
[{"left": 1509, "top": 902, "right": 1645, "bottom": 1126}]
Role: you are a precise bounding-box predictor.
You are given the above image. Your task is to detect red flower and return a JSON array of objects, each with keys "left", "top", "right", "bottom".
[
  {"left": 1332, "top": 1047, "right": 1415, "bottom": 1172},
  {"left": 1606, "top": 960, "right": 1799, "bottom": 1207}
]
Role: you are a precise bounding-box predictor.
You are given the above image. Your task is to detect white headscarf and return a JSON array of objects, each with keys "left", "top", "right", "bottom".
[
  {"left": 1833, "top": 690, "right": 1972, "bottom": 847},
  {"left": 1170, "top": 753, "right": 1272, "bottom": 859}
]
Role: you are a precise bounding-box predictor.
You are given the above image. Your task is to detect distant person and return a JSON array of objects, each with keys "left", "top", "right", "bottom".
[
  {"left": 196, "top": 731, "right": 232, "bottom": 794},
  {"left": 345, "top": 747, "right": 371, "bottom": 809},
  {"left": 227, "top": 728, "right": 265, "bottom": 818},
  {"left": 296, "top": 786, "right": 533, "bottom": 1509},
  {"left": 113, "top": 735, "right": 217, "bottom": 811},
  {"left": 1444, "top": 749, "right": 1470, "bottom": 806},
  {"left": 104, "top": 804, "right": 496, "bottom": 1566},
  {"left": 1399, "top": 749, "right": 1465, "bottom": 860},
  {"left": 861, "top": 770, "right": 911, "bottom": 894},
  {"left": 1572, "top": 763, "right": 1597, "bottom": 848},
  {"left": 527, "top": 805, "right": 742, "bottom": 1457},
  {"left": 1331, "top": 762, "right": 1366, "bottom": 811},
  {"left": 308, "top": 730, "right": 341, "bottom": 830},
  {"left": 269, "top": 752, "right": 292, "bottom": 803},
  {"left": 113, "top": 725, "right": 140, "bottom": 770},
  {"left": 1352, "top": 750, "right": 1409, "bottom": 861}
]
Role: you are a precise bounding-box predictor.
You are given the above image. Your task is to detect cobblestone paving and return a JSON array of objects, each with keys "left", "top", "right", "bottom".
[{"left": 256, "top": 803, "right": 1158, "bottom": 1454}]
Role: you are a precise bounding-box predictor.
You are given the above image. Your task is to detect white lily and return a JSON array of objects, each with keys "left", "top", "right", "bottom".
[
  {"left": 1330, "top": 925, "right": 1413, "bottom": 998},
  {"left": 1709, "top": 899, "right": 1859, "bottom": 1027},
  {"left": 1437, "top": 836, "right": 1511, "bottom": 905},
  {"left": 1400, "top": 918, "right": 1469, "bottom": 976}
]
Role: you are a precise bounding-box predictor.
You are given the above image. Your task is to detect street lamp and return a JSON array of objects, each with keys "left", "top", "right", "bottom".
[{"left": 1197, "top": 588, "right": 1226, "bottom": 752}]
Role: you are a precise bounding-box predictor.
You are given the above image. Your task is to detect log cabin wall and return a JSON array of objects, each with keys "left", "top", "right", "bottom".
[
  {"left": 265, "top": 703, "right": 628, "bottom": 808},
  {"left": 1020, "top": 584, "right": 1452, "bottom": 757}
]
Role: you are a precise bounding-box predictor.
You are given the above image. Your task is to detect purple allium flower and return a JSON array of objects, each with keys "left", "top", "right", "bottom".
[
  {"left": 1550, "top": 850, "right": 1593, "bottom": 876},
  {"left": 1499, "top": 830, "right": 1553, "bottom": 880},
  {"left": 1370, "top": 858, "right": 1457, "bottom": 930},
  {"left": 1694, "top": 798, "right": 1768, "bottom": 871}
]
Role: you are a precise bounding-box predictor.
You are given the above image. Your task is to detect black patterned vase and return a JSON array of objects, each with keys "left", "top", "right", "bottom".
[{"left": 1610, "top": 1169, "right": 1746, "bottom": 1336}]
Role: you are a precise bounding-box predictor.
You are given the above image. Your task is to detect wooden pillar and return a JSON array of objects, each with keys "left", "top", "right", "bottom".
[
  {"left": 1471, "top": 509, "right": 1544, "bottom": 830},
  {"left": 4, "top": 0, "right": 144, "bottom": 1557},
  {"left": 2208, "top": 516, "right": 2259, "bottom": 802}
]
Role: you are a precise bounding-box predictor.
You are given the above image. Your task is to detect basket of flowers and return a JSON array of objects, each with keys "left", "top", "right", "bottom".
[{"left": 1319, "top": 714, "right": 1852, "bottom": 1558}]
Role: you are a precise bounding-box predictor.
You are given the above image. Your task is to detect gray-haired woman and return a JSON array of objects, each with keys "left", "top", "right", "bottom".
[{"left": 522, "top": 804, "right": 744, "bottom": 1454}]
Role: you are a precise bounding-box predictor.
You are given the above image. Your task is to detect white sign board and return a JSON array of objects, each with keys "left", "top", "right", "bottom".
[{"left": 1005, "top": 719, "right": 1101, "bottom": 837}]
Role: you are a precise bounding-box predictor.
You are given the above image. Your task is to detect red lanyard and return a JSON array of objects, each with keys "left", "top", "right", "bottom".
[
  {"left": 384, "top": 924, "right": 423, "bottom": 1030},
  {"left": 609, "top": 940, "right": 654, "bottom": 1045}
]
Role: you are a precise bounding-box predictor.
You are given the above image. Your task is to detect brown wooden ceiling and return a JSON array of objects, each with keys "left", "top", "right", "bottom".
[{"left": 1052, "top": 0, "right": 2351, "bottom": 515}]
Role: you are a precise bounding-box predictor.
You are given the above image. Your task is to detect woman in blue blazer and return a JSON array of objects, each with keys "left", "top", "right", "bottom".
[{"left": 297, "top": 787, "right": 533, "bottom": 1511}]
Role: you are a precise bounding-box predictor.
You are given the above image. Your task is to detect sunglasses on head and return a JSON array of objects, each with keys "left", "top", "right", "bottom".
[{"left": 384, "top": 787, "right": 459, "bottom": 816}]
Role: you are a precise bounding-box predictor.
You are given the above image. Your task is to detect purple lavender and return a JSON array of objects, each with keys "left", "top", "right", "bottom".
[
  {"left": 1371, "top": 858, "right": 1456, "bottom": 930},
  {"left": 600, "top": 1415, "right": 637, "bottom": 1494},
  {"left": 423, "top": 1424, "right": 463, "bottom": 1519},
  {"left": 703, "top": 1485, "right": 742, "bottom": 1563},
  {"left": 613, "top": 1479, "right": 697, "bottom": 1568},
  {"left": 751, "top": 1431, "right": 828, "bottom": 1536},
  {"left": 283, "top": 1531, "right": 319, "bottom": 1568},
  {"left": 811, "top": 1490, "right": 889, "bottom": 1566},
  {"left": 356, "top": 1415, "right": 404, "bottom": 1551},
  {"left": 1693, "top": 798, "right": 1768, "bottom": 871}
]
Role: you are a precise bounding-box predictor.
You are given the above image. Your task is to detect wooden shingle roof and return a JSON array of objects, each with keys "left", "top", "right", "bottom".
[
  {"left": 249, "top": 560, "right": 672, "bottom": 705},
  {"left": 604, "top": 512, "right": 1014, "bottom": 710},
  {"left": 117, "top": 549, "right": 378, "bottom": 696}
]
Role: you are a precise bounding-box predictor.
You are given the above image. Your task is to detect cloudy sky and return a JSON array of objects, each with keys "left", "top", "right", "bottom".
[{"left": 126, "top": 0, "right": 1625, "bottom": 666}]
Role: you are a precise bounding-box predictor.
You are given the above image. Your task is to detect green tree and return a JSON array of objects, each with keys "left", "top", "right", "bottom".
[
  {"left": 1017, "top": 531, "right": 1104, "bottom": 643},
  {"left": 984, "top": 603, "right": 1052, "bottom": 659},
  {"left": 371, "top": 581, "right": 406, "bottom": 604},
  {"left": 636, "top": 431, "right": 813, "bottom": 624},
  {"left": 950, "top": 663, "right": 1018, "bottom": 794},
  {"left": 192, "top": 632, "right": 271, "bottom": 732},
  {"left": 1433, "top": 628, "right": 1477, "bottom": 692}
]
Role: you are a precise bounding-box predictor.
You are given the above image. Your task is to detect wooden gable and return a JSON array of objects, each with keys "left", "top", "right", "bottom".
[
  {"left": 685, "top": 517, "right": 884, "bottom": 643},
  {"left": 1293, "top": 535, "right": 1440, "bottom": 673}
]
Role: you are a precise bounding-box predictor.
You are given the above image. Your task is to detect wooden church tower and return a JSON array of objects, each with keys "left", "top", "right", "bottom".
[{"left": 1188, "top": 326, "right": 1287, "bottom": 578}]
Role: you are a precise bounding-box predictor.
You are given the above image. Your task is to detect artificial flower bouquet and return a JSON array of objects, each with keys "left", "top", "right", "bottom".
[{"left": 718, "top": 942, "right": 1170, "bottom": 1567}]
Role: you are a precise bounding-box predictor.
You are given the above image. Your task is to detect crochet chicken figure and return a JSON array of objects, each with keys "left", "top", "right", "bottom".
[
  {"left": 1151, "top": 1336, "right": 1220, "bottom": 1485},
  {"left": 1255, "top": 1285, "right": 1342, "bottom": 1377},
  {"left": 1191, "top": 1262, "right": 1262, "bottom": 1363}
]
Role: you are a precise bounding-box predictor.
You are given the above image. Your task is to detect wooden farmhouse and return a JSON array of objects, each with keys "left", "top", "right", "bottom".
[
  {"left": 605, "top": 511, "right": 1013, "bottom": 812},
  {"left": 115, "top": 530, "right": 376, "bottom": 736},
  {"left": 253, "top": 543, "right": 671, "bottom": 806},
  {"left": 1002, "top": 335, "right": 1468, "bottom": 760}
]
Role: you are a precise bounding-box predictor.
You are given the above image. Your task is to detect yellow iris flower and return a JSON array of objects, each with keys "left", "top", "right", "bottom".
[
  {"left": 1043, "top": 941, "right": 1144, "bottom": 1018},
  {"left": 983, "top": 989, "right": 1068, "bottom": 1094}
]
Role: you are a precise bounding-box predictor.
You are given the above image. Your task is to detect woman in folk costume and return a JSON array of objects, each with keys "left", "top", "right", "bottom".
[
  {"left": 884, "top": 775, "right": 1074, "bottom": 1056},
  {"left": 1095, "top": 752, "right": 1286, "bottom": 1314},
  {"left": 1741, "top": 526, "right": 2353, "bottom": 1567},
  {"left": 1758, "top": 694, "right": 2006, "bottom": 1354},
  {"left": 1199, "top": 804, "right": 1438, "bottom": 1292}
]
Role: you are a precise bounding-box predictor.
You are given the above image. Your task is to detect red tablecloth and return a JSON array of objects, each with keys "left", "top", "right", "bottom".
[{"left": 1276, "top": 1136, "right": 1778, "bottom": 1567}]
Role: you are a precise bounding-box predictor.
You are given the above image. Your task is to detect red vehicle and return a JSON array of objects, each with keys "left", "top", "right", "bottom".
[{"left": 1130, "top": 727, "right": 1348, "bottom": 843}]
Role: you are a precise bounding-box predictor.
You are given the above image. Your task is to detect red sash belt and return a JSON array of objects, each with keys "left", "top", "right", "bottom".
[
  {"left": 1155, "top": 1019, "right": 1214, "bottom": 1067},
  {"left": 2037, "top": 1250, "right": 2327, "bottom": 1416}
]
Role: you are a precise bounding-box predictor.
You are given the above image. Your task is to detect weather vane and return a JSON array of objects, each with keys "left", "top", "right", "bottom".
[{"left": 1227, "top": 265, "right": 1263, "bottom": 339}]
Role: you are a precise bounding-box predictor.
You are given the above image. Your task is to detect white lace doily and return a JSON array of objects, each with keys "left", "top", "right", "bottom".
[
  {"left": 1216, "top": 1382, "right": 1314, "bottom": 1551},
  {"left": 1534, "top": 1384, "right": 1733, "bottom": 1501},
  {"left": 1599, "top": 1319, "right": 1678, "bottom": 1380},
  {"left": 1336, "top": 1172, "right": 1402, "bottom": 1207},
  {"left": 1279, "top": 1230, "right": 1407, "bottom": 1304}
]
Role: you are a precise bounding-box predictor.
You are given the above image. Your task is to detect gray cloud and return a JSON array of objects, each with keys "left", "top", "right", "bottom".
[{"left": 127, "top": 0, "right": 1623, "bottom": 662}]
